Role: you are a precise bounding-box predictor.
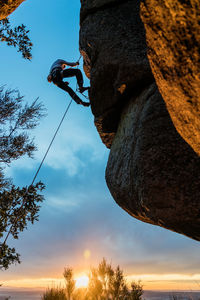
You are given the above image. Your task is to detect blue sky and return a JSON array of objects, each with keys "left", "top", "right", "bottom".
[{"left": 0, "top": 0, "right": 200, "bottom": 291}]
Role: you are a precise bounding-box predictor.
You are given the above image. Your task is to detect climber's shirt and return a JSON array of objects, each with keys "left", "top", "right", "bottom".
[{"left": 49, "top": 59, "right": 76, "bottom": 74}]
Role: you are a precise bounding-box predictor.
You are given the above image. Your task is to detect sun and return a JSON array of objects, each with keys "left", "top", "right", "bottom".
[{"left": 75, "top": 275, "right": 89, "bottom": 288}]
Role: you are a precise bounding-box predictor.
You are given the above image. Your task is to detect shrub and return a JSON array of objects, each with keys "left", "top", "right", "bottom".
[
  {"left": 42, "top": 258, "right": 144, "bottom": 300},
  {"left": 42, "top": 287, "right": 67, "bottom": 300}
]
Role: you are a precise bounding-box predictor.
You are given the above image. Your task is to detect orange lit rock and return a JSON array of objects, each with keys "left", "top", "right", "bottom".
[
  {"left": 80, "top": 0, "right": 200, "bottom": 240},
  {"left": 0, "top": 0, "right": 25, "bottom": 20},
  {"left": 140, "top": 0, "right": 200, "bottom": 155}
]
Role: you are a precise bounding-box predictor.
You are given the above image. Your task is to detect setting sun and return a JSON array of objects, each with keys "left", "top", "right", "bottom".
[{"left": 75, "top": 275, "right": 89, "bottom": 288}]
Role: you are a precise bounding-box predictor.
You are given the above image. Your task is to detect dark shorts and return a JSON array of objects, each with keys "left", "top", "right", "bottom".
[{"left": 51, "top": 68, "right": 62, "bottom": 84}]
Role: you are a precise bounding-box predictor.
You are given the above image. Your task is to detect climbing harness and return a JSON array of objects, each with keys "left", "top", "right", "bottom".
[
  {"left": 2, "top": 99, "right": 73, "bottom": 247},
  {"left": 31, "top": 99, "right": 72, "bottom": 185}
]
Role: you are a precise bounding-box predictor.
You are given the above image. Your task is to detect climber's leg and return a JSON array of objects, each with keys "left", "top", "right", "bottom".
[
  {"left": 62, "top": 69, "right": 89, "bottom": 93},
  {"left": 52, "top": 69, "right": 90, "bottom": 106},
  {"left": 56, "top": 81, "right": 82, "bottom": 104}
]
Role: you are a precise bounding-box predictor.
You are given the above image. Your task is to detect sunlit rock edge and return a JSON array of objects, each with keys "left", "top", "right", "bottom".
[
  {"left": 80, "top": 0, "right": 200, "bottom": 241},
  {"left": 0, "top": 0, "right": 25, "bottom": 20}
]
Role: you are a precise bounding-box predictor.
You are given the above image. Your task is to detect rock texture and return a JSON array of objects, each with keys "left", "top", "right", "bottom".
[
  {"left": 106, "top": 82, "right": 200, "bottom": 241},
  {"left": 140, "top": 0, "right": 200, "bottom": 155},
  {"left": 0, "top": 0, "right": 25, "bottom": 20},
  {"left": 80, "top": 0, "right": 200, "bottom": 240},
  {"left": 80, "top": 0, "right": 154, "bottom": 148}
]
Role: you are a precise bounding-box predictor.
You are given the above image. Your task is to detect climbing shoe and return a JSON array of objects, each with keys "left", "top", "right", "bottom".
[
  {"left": 81, "top": 101, "right": 90, "bottom": 107},
  {"left": 78, "top": 86, "right": 89, "bottom": 93}
]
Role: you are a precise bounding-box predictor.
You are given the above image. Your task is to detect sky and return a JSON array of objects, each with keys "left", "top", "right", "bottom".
[{"left": 0, "top": 0, "right": 200, "bottom": 292}]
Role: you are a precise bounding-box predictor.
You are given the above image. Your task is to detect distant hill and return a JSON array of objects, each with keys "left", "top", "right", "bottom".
[
  {"left": 0, "top": 288, "right": 200, "bottom": 300},
  {"left": 144, "top": 290, "right": 200, "bottom": 300}
]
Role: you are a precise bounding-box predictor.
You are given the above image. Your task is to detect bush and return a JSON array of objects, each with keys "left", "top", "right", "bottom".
[
  {"left": 42, "top": 258, "right": 144, "bottom": 300},
  {"left": 42, "top": 287, "right": 67, "bottom": 300}
]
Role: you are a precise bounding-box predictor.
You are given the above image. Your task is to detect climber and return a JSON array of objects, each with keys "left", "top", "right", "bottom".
[{"left": 47, "top": 59, "right": 90, "bottom": 107}]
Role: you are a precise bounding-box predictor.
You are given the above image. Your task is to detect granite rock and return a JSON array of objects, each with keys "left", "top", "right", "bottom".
[
  {"left": 140, "top": 0, "right": 200, "bottom": 155},
  {"left": 80, "top": 0, "right": 200, "bottom": 240},
  {"left": 80, "top": 0, "right": 153, "bottom": 148},
  {"left": 106, "top": 83, "right": 200, "bottom": 241},
  {"left": 0, "top": 0, "right": 25, "bottom": 20}
]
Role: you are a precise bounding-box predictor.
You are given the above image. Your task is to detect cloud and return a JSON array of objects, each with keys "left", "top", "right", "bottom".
[
  {"left": 1, "top": 80, "right": 199, "bottom": 287},
  {"left": 5, "top": 107, "right": 108, "bottom": 181}
]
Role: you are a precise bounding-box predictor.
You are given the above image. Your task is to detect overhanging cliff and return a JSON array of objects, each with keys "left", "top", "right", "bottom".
[
  {"left": 140, "top": 0, "right": 200, "bottom": 156},
  {"left": 79, "top": 0, "right": 200, "bottom": 241}
]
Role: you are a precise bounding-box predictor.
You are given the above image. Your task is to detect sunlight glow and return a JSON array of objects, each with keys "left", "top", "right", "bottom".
[
  {"left": 83, "top": 249, "right": 91, "bottom": 259},
  {"left": 3, "top": 273, "right": 200, "bottom": 290},
  {"left": 75, "top": 275, "right": 89, "bottom": 288}
]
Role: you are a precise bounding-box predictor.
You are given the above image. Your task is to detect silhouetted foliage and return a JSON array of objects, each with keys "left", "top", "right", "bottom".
[
  {"left": 0, "top": 18, "right": 32, "bottom": 59},
  {"left": 42, "top": 288, "right": 67, "bottom": 300},
  {"left": 0, "top": 86, "right": 45, "bottom": 270},
  {"left": 129, "top": 281, "right": 144, "bottom": 300},
  {"left": 87, "top": 258, "right": 143, "bottom": 300},
  {"left": 43, "top": 258, "right": 144, "bottom": 300},
  {"left": 63, "top": 267, "right": 75, "bottom": 300}
]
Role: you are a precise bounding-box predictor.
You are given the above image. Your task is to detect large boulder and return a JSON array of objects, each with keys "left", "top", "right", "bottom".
[
  {"left": 0, "top": 0, "right": 25, "bottom": 20},
  {"left": 79, "top": 0, "right": 200, "bottom": 241},
  {"left": 80, "top": 0, "right": 153, "bottom": 148},
  {"left": 106, "top": 82, "right": 200, "bottom": 241},
  {"left": 140, "top": 0, "right": 200, "bottom": 155}
]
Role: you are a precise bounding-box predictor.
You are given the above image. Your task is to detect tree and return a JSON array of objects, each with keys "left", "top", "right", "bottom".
[
  {"left": 86, "top": 258, "right": 143, "bottom": 300},
  {"left": 87, "top": 267, "right": 103, "bottom": 300},
  {"left": 63, "top": 267, "right": 76, "bottom": 300},
  {"left": 109, "top": 265, "right": 128, "bottom": 300},
  {"left": 129, "top": 281, "right": 143, "bottom": 300},
  {"left": 73, "top": 288, "right": 88, "bottom": 300},
  {"left": 0, "top": 86, "right": 45, "bottom": 269},
  {"left": 0, "top": 18, "right": 32, "bottom": 59},
  {"left": 42, "top": 259, "right": 144, "bottom": 300},
  {"left": 42, "top": 287, "right": 67, "bottom": 300}
]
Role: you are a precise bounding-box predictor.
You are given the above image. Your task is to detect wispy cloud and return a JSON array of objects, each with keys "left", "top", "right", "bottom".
[{"left": 5, "top": 111, "right": 108, "bottom": 180}]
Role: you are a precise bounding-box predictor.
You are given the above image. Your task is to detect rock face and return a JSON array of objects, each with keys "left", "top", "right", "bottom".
[
  {"left": 80, "top": 0, "right": 200, "bottom": 241},
  {"left": 0, "top": 0, "right": 25, "bottom": 20},
  {"left": 80, "top": 0, "right": 154, "bottom": 148},
  {"left": 106, "top": 82, "right": 200, "bottom": 241},
  {"left": 140, "top": 0, "right": 200, "bottom": 155}
]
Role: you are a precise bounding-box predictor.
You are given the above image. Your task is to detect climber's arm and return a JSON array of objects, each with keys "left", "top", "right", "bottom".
[{"left": 61, "top": 60, "right": 79, "bottom": 67}]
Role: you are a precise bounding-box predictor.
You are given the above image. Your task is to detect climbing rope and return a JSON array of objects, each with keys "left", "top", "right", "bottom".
[
  {"left": 31, "top": 99, "right": 72, "bottom": 186},
  {"left": 75, "top": 55, "right": 90, "bottom": 100},
  {"left": 2, "top": 99, "right": 73, "bottom": 247},
  {"left": 77, "top": 55, "right": 82, "bottom": 64},
  {"left": 2, "top": 54, "right": 86, "bottom": 248},
  {"left": 75, "top": 55, "right": 82, "bottom": 91}
]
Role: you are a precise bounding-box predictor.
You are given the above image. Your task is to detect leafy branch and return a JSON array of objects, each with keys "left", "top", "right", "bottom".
[
  {"left": 0, "top": 87, "right": 46, "bottom": 269},
  {"left": 0, "top": 18, "right": 33, "bottom": 59}
]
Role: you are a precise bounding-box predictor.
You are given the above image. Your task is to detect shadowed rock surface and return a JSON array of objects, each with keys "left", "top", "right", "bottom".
[
  {"left": 80, "top": 0, "right": 200, "bottom": 240},
  {"left": 80, "top": 0, "right": 153, "bottom": 148},
  {"left": 140, "top": 0, "right": 200, "bottom": 155},
  {"left": 106, "top": 82, "right": 200, "bottom": 240},
  {"left": 0, "top": 0, "right": 25, "bottom": 20}
]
